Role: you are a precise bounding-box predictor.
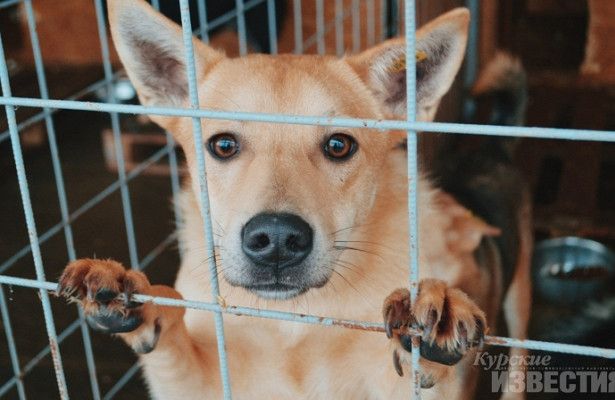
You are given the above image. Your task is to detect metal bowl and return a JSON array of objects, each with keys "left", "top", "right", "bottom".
[{"left": 532, "top": 237, "right": 615, "bottom": 305}]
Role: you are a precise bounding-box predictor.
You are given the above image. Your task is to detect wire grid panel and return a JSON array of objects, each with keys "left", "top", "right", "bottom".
[{"left": 1, "top": 0, "right": 615, "bottom": 399}]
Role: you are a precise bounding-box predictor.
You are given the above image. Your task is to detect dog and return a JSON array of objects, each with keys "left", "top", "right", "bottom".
[{"left": 58, "top": 0, "right": 531, "bottom": 398}]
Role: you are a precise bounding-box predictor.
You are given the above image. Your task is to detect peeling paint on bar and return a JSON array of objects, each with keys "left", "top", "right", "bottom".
[
  {"left": 3, "top": 275, "right": 615, "bottom": 361},
  {"left": 0, "top": 96, "right": 614, "bottom": 142}
]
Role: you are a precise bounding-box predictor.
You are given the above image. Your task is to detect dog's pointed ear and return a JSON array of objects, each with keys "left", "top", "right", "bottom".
[
  {"left": 347, "top": 8, "right": 469, "bottom": 121},
  {"left": 108, "top": 0, "right": 225, "bottom": 109}
]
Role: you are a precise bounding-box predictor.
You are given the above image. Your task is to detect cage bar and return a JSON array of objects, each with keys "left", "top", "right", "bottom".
[
  {"left": 0, "top": 27, "right": 69, "bottom": 399},
  {"left": 178, "top": 0, "right": 232, "bottom": 398},
  {"left": 1, "top": 1, "right": 614, "bottom": 399}
]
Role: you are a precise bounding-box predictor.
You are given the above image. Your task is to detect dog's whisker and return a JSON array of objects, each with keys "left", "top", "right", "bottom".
[
  {"left": 329, "top": 224, "right": 364, "bottom": 238},
  {"left": 210, "top": 217, "right": 226, "bottom": 236},
  {"left": 334, "top": 240, "right": 393, "bottom": 251},
  {"left": 331, "top": 258, "right": 359, "bottom": 270},
  {"left": 330, "top": 245, "right": 388, "bottom": 264},
  {"left": 325, "top": 262, "right": 364, "bottom": 297}
]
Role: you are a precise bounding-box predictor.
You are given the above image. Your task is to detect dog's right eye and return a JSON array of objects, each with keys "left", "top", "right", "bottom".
[
  {"left": 208, "top": 133, "right": 239, "bottom": 160},
  {"left": 323, "top": 133, "right": 357, "bottom": 161}
]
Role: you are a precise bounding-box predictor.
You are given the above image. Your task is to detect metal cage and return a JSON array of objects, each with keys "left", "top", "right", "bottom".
[{"left": 1, "top": 0, "right": 614, "bottom": 399}]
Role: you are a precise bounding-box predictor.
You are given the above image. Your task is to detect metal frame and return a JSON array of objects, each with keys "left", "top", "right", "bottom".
[{"left": 1, "top": 0, "right": 614, "bottom": 399}]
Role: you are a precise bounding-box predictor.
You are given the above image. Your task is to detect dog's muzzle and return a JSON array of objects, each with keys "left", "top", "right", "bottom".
[
  {"left": 234, "top": 212, "right": 326, "bottom": 299},
  {"left": 242, "top": 212, "right": 313, "bottom": 269}
]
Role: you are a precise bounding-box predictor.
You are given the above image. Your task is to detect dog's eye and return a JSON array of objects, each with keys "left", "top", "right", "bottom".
[
  {"left": 324, "top": 133, "right": 357, "bottom": 161},
  {"left": 208, "top": 133, "right": 239, "bottom": 160}
]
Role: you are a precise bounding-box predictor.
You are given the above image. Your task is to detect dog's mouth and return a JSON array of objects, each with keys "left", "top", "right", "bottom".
[
  {"left": 224, "top": 266, "right": 332, "bottom": 300},
  {"left": 243, "top": 283, "right": 309, "bottom": 300}
]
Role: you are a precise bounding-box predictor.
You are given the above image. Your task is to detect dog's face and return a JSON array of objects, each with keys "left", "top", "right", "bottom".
[
  {"left": 109, "top": 0, "right": 469, "bottom": 300},
  {"left": 192, "top": 56, "right": 392, "bottom": 299}
]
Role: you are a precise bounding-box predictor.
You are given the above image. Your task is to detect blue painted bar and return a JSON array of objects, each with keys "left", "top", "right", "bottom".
[
  {"left": 178, "top": 1, "right": 232, "bottom": 398},
  {"left": 194, "top": 0, "right": 266, "bottom": 35},
  {"left": 234, "top": 0, "right": 248, "bottom": 55},
  {"left": 139, "top": 233, "right": 178, "bottom": 270},
  {"left": 404, "top": 1, "right": 422, "bottom": 398},
  {"left": 0, "top": 29, "right": 69, "bottom": 400},
  {"left": 3, "top": 3, "right": 615, "bottom": 399},
  {"left": 335, "top": 0, "right": 344, "bottom": 55},
  {"left": 165, "top": 133, "right": 185, "bottom": 260},
  {"left": 0, "top": 145, "right": 174, "bottom": 275},
  {"left": 102, "top": 363, "right": 140, "bottom": 400},
  {"left": 2, "top": 96, "right": 614, "bottom": 142},
  {"left": 0, "top": 315, "right": 81, "bottom": 397},
  {"left": 196, "top": 0, "right": 209, "bottom": 41},
  {"left": 366, "top": 0, "right": 375, "bottom": 47},
  {"left": 301, "top": 4, "right": 353, "bottom": 54},
  {"left": 316, "top": 0, "right": 325, "bottom": 54},
  {"left": 0, "top": 286, "right": 26, "bottom": 399},
  {"left": 266, "top": 0, "right": 278, "bottom": 54},
  {"left": 4, "top": 274, "right": 615, "bottom": 361},
  {"left": 0, "top": 70, "right": 123, "bottom": 144},
  {"left": 13, "top": 0, "right": 75, "bottom": 262},
  {"left": 94, "top": 0, "right": 140, "bottom": 271},
  {"left": 292, "top": 0, "right": 303, "bottom": 54},
  {"left": 352, "top": 0, "right": 360, "bottom": 53},
  {"left": 24, "top": 0, "right": 100, "bottom": 396},
  {"left": 379, "top": 0, "right": 389, "bottom": 41},
  {"left": 0, "top": 0, "right": 23, "bottom": 9}
]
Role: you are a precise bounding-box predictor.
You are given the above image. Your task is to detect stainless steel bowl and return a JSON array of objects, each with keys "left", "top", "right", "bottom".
[{"left": 532, "top": 237, "right": 615, "bottom": 305}]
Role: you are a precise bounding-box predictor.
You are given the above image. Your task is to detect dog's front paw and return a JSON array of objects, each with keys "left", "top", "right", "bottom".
[
  {"left": 383, "top": 279, "right": 486, "bottom": 378},
  {"left": 57, "top": 258, "right": 162, "bottom": 353}
]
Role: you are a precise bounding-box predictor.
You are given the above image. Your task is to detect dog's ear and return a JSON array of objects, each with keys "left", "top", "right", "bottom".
[
  {"left": 347, "top": 8, "right": 469, "bottom": 121},
  {"left": 108, "top": 0, "right": 225, "bottom": 109}
]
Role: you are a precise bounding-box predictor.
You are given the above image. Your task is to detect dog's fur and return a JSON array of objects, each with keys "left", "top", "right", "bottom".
[{"left": 58, "top": 1, "right": 531, "bottom": 399}]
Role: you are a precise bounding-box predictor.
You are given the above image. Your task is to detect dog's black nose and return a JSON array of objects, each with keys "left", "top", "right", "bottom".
[{"left": 242, "top": 213, "right": 313, "bottom": 269}]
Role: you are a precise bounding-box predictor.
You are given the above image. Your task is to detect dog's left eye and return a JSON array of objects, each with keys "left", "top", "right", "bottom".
[
  {"left": 324, "top": 133, "right": 357, "bottom": 161},
  {"left": 208, "top": 133, "right": 239, "bottom": 160}
]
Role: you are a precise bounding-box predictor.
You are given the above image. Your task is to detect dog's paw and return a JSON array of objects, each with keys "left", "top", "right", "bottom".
[
  {"left": 383, "top": 279, "right": 486, "bottom": 376},
  {"left": 57, "top": 258, "right": 163, "bottom": 353}
]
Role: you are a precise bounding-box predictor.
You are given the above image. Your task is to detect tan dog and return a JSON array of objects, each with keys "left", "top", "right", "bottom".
[{"left": 58, "top": 0, "right": 531, "bottom": 398}]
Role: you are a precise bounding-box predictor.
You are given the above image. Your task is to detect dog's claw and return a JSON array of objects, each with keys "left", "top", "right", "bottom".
[
  {"left": 421, "top": 308, "right": 437, "bottom": 341},
  {"left": 458, "top": 323, "right": 468, "bottom": 353},
  {"left": 384, "top": 306, "right": 394, "bottom": 339},
  {"left": 476, "top": 319, "right": 485, "bottom": 351},
  {"left": 383, "top": 280, "right": 487, "bottom": 372},
  {"left": 56, "top": 282, "right": 73, "bottom": 298},
  {"left": 57, "top": 259, "right": 150, "bottom": 336},
  {"left": 86, "top": 284, "right": 98, "bottom": 301},
  {"left": 393, "top": 350, "right": 403, "bottom": 377},
  {"left": 383, "top": 289, "right": 411, "bottom": 339}
]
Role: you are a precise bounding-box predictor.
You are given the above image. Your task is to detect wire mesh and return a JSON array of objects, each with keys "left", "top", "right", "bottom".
[{"left": 0, "top": 0, "right": 614, "bottom": 399}]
